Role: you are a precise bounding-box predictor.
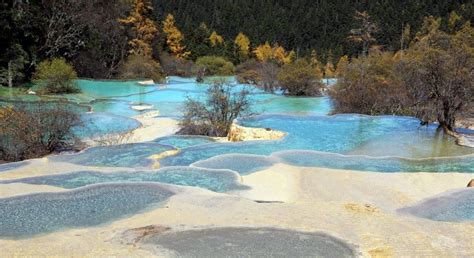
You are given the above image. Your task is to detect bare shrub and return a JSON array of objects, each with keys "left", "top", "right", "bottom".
[
  {"left": 178, "top": 81, "right": 252, "bottom": 137},
  {"left": 0, "top": 104, "right": 82, "bottom": 161}
]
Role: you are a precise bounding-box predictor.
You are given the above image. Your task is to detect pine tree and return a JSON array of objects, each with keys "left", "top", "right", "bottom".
[
  {"left": 254, "top": 42, "right": 273, "bottom": 62},
  {"left": 234, "top": 32, "right": 250, "bottom": 61},
  {"left": 119, "top": 0, "right": 157, "bottom": 57},
  {"left": 348, "top": 11, "right": 379, "bottom": 57},
  {"left": 335, "top": 55, "right": 349, "bottom": 78},
  {"left": 310, "top": 50, "right": 323, "bottom": 77},
  {"left": 163, "top": 14, "right": 190, "bottom": 59},
  {"left": 209, "top": 31, "right": 224, "bottom": 46}
]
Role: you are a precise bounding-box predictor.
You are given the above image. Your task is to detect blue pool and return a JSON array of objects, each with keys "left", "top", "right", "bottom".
[
  {"left": 398, "top": 188, "right": 474, "bottom": 222},
  {"left": 0, "top": 183, "right": 175, "bottom": 238}
]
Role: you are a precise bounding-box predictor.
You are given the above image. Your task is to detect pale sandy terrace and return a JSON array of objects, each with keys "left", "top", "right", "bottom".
[{"left": 0, "top": 163, "right": 473, "bottom": 257}]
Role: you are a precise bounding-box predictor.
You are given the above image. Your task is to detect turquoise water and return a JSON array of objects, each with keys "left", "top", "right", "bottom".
[
  {"left": 74, "top": 113, "right": 141, "bottom": 138},
  {"left": 154, "top": 135, "right": 217, "bottom": 149},
  {"left": 50, "top": 143, "right": 175, "bottom": 167},
  {"left": 399, "top": 189, "right": 474, "bottom": 222},
  {"left": 0, "top": 183, "right": 175, "bottom": 239},
  {"left": 158, "top": 115, "right": 473, "bottom": 172},
  {"left": 0, "top": 167, "right": 247, "bottom": 192},
  {"left": 0, "top": 77, "right": 473, "bottom": 241}
]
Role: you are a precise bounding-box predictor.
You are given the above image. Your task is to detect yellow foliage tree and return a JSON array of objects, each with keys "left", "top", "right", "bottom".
[
  {"left": 234, "top": 32, "right": 250, "bottom": 60},
  {"left": 254, "top": 42, "right": 273, "bottom": 62},
  {"left": 324, "top": 61, "right": 335, "bottom": 79},
  {"left": 119, "top": 0, "right": 157, "bottom": 57},
  {"left": 335, "top": 55, "right": 349, "bottom": 77},
  {"left": 209, "top": 31, "right": 224, "bottom": 46},
  {"left": 254, "top": 42, "right": 293, "bottom": 64},
  {"left": 310, "top": 50, "right": 323, "bottom": 77},
  {"left": 162, "top": 14, "right": 190, "bottom": 59}
]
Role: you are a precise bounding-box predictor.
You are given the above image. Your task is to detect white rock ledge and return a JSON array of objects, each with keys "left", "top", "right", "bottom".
[{"left": 227, "top": 123, "right": 287, "bottom": 142}]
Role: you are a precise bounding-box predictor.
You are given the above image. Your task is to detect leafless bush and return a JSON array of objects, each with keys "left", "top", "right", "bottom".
[
  {"left": 178, "top": 81, "right": 252, "bottom": 137},
  {"left": 0, "top": 104, "right": 82, "bottom": 161}
]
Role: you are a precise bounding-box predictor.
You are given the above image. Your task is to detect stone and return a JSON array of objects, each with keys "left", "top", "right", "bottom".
[
  {"left": 137, "top": 80, "right": 155, "bottom": 86},
  {"left": 467, "top": 179, "right": 474, "bottom": 187},
  {"left": 227, "top": 123, "right": 286, "bottom": 142}
]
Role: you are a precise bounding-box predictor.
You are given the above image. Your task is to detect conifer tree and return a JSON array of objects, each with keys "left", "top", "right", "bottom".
[
  {"left": 163, "top": 14, "right": 190, "bottom": 58},
  {"left": 335, "top": 55, "right": 349, "bottom": 78},
  {"left": 310, "top": 49, "right": 323, "bottom": 77},
  {"left": 209, "top": 31, "right": 224, "bottom": 46},
  {"left": 119, "top": 0, "right": 157, "bottom": 57},
  {"left": 254, "top": 42, "right": 273, "bottom": 62},
  {"left": 234, "top": 32, "right": 250, "bottom": 61}
]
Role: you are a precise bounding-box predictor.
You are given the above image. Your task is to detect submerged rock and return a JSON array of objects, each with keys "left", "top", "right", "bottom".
[
  {"left": 227, "top": 123, "right": 286, "bottom": 142},
  {"left": 131, "top": 104, "right": 154, "bottom": 111},
  {"left": 137, "top": 80, "right": 155, "bottom": 86},
  {"left": 468, "top": 179, "right": 474, "bottom": 187}
]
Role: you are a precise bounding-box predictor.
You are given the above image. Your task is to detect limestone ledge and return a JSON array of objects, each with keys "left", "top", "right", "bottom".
[{"left": 227, "top": 123, "right": 287, "bottom": 142}]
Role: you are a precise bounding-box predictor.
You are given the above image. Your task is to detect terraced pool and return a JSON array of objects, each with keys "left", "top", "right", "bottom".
[{"left": 0, "top": 76, "right": 473, "bottom": 240}]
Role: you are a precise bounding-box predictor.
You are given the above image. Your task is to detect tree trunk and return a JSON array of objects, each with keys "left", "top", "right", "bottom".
[{"left": 8, "top": 61, "right": 13, "bottom": 88}]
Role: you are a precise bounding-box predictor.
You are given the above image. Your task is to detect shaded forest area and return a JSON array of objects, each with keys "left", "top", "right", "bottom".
[
  {"left": 1, "top": 0, "right": 473, "bottom": 86},
  {"left": 154, "top": 0, "right": 473, "bottom": 59}
]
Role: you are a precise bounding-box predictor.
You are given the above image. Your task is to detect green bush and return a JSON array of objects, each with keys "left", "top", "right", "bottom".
[
  {"left": 196, "top": 56, "right": 236, "bottom": 76},
  {"left": 33, "top": 58, "right": 79, "bottom": 94},
  {"left": 277, "top": 59, "right": 323, "bottom": 96},
  {"left": 119, "top": 54, "right": 164, "bottom": 83}
]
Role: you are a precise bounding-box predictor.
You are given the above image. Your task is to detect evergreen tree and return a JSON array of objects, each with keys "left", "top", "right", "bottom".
[
  {"left": 234, "top": 32, "right": 251, "bottom": 62},
  {"left": 162, "top": 14, "right": 190, "bottom": 59},
  {"left": 119, "top": 0, "right": 157, "bottom": 57}
]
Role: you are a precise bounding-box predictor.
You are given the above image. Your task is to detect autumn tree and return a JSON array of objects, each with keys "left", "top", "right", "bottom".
[
  {"left": 234, "top": 32, "right": 250, "bottom": 62},
  {"left": 254, "top": 42, "right": 273, "bottom": 63},
  {"left": 348, "top": 11, "right": 379, "bottom": 57},
  {"left": 254, "top": 42, "right": 294, "bottom": 65},
  {"left": 310, "top": 50, "right": 323, "bottom": 77},
  {"left": 162, "top": 14, "right": 190, "bottom": 59},
  {"left": 399, "top": 23, "right": 411, "bottom": 58},
  {"left": 335, "top": 55, "right": 349, "bottom": 78},
  {"left": 119, "top": 0, "right": 157, "bottom": 57},
  {"left": 278, "top": 59, "right": 324, "bottom": 96},
  {"left": 330, "top": 50, "right": 408, "bottom": 115},
  {"left": 209, "top": 31, "right": 224, "bottom": 46},
  {"left": 398, "top": 18, "right": 474, "bottom": 132}
]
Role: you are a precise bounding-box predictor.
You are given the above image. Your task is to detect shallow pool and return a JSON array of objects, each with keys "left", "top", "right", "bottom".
[
  {"left": 0, "top": 183, "right": 175, "bottom": 239},
  {"left": 398, "top": 188, "right": 474, "bottom": 222}
]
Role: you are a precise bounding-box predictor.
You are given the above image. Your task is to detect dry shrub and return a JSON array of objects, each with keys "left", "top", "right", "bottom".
[{"left": 0, "top": 104, "right": 81, "bottom": 161}]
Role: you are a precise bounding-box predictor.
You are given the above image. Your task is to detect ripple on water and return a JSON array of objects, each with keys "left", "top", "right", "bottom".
[
  {"left": 153, "top": 135, "right": 217, "bottom": 149},
  {"left": 191, "top": 154, "right": 277, "bottom": 175},
  {"left": 0, "top": 167, "right": 248, "bottom": 193},
  {"left": 158, "top": 114, "right": 473, "bottom": 172},
  {"left": 75, "top": 113, "right": 141, "bottom": 139},
  {"left": 273, "top": 150, "right": 474, "bottom": 173},
  {"left": 0, "top": 161, "right": 29, "bottom": 172},
  {"left": 50, "top": 143, "right": 175, "bottom": 168},
  {"left": 398, "top": 188, "right": 474, "bottom": 222},
  {"left": 140, "top": 227, "right": 357, "bottom": 257},
  {"left": 0, "top": 183, "right": 175, "bottom": 239}
]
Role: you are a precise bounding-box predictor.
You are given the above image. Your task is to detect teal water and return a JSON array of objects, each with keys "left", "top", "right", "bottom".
[
  {"left": 0, "top": 167, "right": 247, "bottom": 192},
  {"left": 399, "top": 189, "right": 474, "bottom": 222},
  {"left": 74, "top": 113, "right": 141, "bottom": 139},
  {"left": 159, "top": 115, "right": 473, "bottom": 172},
  {"left": 50, "top": 143, "right": 175, "bottom": 167},
  {"left": 0, "top": 183, "right": 175, "bottom": 239},
  {"left": 1, "top": 77, "right": 473, "bottom": 240},
  {"left": 154, "top": 135, "right": 217, "bottom": 149}
]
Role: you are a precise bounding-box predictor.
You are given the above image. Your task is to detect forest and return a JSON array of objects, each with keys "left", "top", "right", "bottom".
[{"left": 1, "top": 0, "right": 473, "bottom": 85}]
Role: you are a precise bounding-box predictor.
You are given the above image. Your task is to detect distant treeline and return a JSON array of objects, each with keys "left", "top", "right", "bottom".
[
  {"left": 1, "top": 0, "right": 473, "bottom": 86},
  {"left": 154, "top": 0, "right": 473, "bottom": 59}
]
